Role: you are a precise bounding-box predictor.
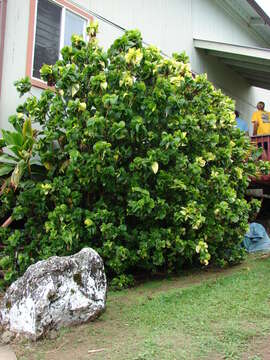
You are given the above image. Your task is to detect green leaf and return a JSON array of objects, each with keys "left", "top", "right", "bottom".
[
  {"left": 2, "top": 130, "right": 23, "bottom": 147},
  {"left": 29, "top": 159, "right": 41, "bottom": 166},
  {"left": 14, "top": 77, "right": 31, "bottom": 97},
  {"left": 6, "top": 145, "right": 21, "bottom": 158},
  {"left": 0, "top": 139, "right": 6, "bottom": 148},
  {"left": 0, "top": 164, "right": 14, "bottom": 176},
  {"left": 40, "top": 64, "right": 52, "bottom": 77},
  {"left": 22, "top": 138, "right": 34, "bottom": 152},
  {"left": 0, "top": 153, "right": 19, "bottom": 164}
]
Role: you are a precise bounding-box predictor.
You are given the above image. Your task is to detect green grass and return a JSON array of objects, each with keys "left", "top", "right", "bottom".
[{"left": 15, "top": 255, "right": 270, "bottom": 360}]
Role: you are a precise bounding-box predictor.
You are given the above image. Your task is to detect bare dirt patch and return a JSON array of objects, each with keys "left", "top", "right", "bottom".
[{"left": 242, "top": 335, "right": 270, "bottom": 360}]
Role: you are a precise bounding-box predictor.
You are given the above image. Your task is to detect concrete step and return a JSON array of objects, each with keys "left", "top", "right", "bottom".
[{"left": 0, "top": 346, "right": 17, "bottom": 360}]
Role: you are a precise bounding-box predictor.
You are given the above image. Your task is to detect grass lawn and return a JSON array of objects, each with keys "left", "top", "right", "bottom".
[{"left": 14, "top": 254, "right": 270, "bottom": 360}]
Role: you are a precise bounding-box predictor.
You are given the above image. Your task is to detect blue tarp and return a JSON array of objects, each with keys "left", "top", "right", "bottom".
[{"left": 243, "top": 222, "right": 270, "bottom": 253}]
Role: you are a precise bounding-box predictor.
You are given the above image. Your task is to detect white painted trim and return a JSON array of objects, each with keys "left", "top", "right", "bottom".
[
  {"left": 32, "top": 75, "right": 47, "bottom": 84},
  {"left": 52, "top": 0, "right": 90, "bottom": 22},
  {"left": 194, "top": 39, "right": 270, "bottom": 60}
]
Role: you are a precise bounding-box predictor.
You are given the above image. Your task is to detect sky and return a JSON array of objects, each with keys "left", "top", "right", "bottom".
[{"left": 256, "top": 0, "right": 270, "bottom": 16}]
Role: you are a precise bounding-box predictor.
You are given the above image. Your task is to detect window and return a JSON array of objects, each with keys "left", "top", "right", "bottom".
[
  {"left": 26, "top": 0, "right": 93, "bottom": 88},
  {"left": 64, "top": 9, "right": 86, "bottom": 47},
  {"left": 33, "top": 0, "right": 62, "bottom": 79}
]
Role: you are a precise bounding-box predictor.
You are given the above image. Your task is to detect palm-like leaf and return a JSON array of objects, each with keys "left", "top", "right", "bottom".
[
  {"left": 2, "top": 130, "right": 24, "bottom": 147},
  {"left": 0, "top": 118, "right": 38, "bottom": 190},
  {"left": 0, "top": 153, "right": 19, "bottom": 164},
  {"left": 0, "top": 164, "right": 14, "bottom": 177}
]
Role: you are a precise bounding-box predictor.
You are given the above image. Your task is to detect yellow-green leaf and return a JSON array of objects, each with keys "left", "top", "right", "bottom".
[
  {"left": 11, "top": 160, "right": 25, "bottom": 189},
  {"left": 84, "top": 218, "right": 94, "bottom": 227},
  {"left": 79, "top": 102, "right": 87, "bottom": 111},
  {"left": 151, "top": 161, "right": 159, "bottom": 174},
  {"left": 100, "top": 81, "right": 108, "bottom": 90},
  {"left": 22, "top": 118, "right": 33, "bottom": 139},
  {"left": 44, "top": 161, "right": 53, "bottom": 170},
  {"left": 72, "top": 84, "right": 80, "bottom": 97},
  {"left": 59, "top": 159, "right": 70, "bottom": 173}
]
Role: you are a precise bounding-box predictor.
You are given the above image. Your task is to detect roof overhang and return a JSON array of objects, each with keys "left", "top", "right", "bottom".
[
  {"left": 216, "top": 0, "right": 270, "bottom": 47},
  {"left": 194, "top": 39, "right": 270, "bottom": 90}
]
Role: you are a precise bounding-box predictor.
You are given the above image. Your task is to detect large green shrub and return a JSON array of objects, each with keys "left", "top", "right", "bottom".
[{"left": 0, "top": 24, "right": 266, "bottom": 288}]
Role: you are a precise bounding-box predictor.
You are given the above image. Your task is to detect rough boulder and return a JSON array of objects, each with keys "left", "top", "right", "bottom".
[{"left": 0, "top": 248, "right": 107, "bottom": 340}]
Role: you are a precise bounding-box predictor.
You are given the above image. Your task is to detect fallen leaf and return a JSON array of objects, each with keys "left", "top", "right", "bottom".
[{"left": 88, "top": 348, "right": 106, "bottom": 354}]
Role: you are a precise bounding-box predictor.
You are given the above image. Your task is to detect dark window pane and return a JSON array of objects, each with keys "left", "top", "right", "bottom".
[
  {"left": 33, "top": 0, "right": 61, "bottom": 79},
  {"left": 64, "top": 10, "right": 85, "bottom": 46}
]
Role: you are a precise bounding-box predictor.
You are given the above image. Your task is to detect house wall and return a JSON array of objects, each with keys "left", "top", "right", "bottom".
[
  {"left": 0, "top": 0, "right": 30, "bottom": 129},
  {"left": 191, "top": 0, "right": 270, "bottom": 132},
  {"left": 0, "top": 0, "right": 92, "bottom": 129},
  {"left": 192, "top": 0, "right": 267, "bottom": 48},
  {"left": 90, "top": 0, "right": 194, "bottom": 64},
  {"left": 1, "top": 0, "right": 270, "bottom": 133}
]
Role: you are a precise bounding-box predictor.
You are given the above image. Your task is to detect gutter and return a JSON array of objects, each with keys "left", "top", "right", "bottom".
[
  {"left": 0, "top": 0, "right": 7, "bottom": 97},
  {"left": 246, "top": 0, "right": 270, "bottom": 27}
]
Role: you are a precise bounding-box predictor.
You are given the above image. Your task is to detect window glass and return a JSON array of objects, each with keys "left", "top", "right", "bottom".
[
  {"left": 33, "top": 0, "right": 61, "bottom": 79},
  {"left": 64, "top": 10, "right": 85, "bottom": 46}
]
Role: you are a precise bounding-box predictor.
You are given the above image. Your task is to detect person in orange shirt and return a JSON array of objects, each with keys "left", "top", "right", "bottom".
[{"left": 252, "top": 101, "right": 270, "bottom": 135}]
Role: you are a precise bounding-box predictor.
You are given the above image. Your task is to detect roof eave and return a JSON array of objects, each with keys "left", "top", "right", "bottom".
[{"left": 246, "top": 0, "right": 270, "bottom": 27}]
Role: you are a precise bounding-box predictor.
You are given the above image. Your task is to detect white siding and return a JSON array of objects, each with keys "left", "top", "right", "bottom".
[
  {"left": 90, "top": 0, "right": 193, "bottom": 58},
  {"left": 0, "top": 0, "right": 30, "bottom": 129},
  {"left": 192, "top": 0, "right": 267, "bottom": 48}
]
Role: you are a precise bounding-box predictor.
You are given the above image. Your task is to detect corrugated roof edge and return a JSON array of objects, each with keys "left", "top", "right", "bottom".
[{"left": 247, "top": 0, "right": 270, "bottom": 27}]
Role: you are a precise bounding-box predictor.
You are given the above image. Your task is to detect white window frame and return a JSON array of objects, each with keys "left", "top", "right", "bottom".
[{"left": 31, "top": 0, "right": 89, "bottom": 83}]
